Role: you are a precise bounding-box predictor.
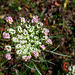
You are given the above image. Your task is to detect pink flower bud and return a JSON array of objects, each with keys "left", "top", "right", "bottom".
[
  {"left": 28, "top": 55, "right": 32, "bottom": 59},
  {"left": 34, "top": 52, "right": 39, "bottom": 58},
  {"left": 20, "top": 17, "right": 26, "bottom": 23},
  {"left": 31, "top": 15, "right": 39, "bottom": 23},
  {"left": 39, "top": 50, "right": 41, "bottom": 53},
  {"left": 46, "top": 39, "right": 52, "bottom": 44},
  {"left": 3, "top": 32, "right": 10, "bottom": 39},
  {"left": 32, "top": 51, "right": 39, "bottom": 58},
  {"left": 6, "top": 16, "right": 13, "bottom": 24},
  {"left": 5, "top": 53, "right": 11, "bottom": 60},
  {"left": 40, "top": 22, "right": 43, "bottom": 26},
  {"left": 40, "top": 45, "right": 46, "bottom": 50},
  {"left": 45, "top": 35, "right": 48, "bottom": 39}
]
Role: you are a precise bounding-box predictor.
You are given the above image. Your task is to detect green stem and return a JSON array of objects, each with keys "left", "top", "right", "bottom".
[
  {"left": 49, "top": 34, "right": 69, "bottom": 38},
  {"left": 23, "top": 63, "right": 35, "bottom": 70},
  {"left": 31, "top": 59, "right": 55, "bottom": 65},
  {"left": 33, "top": 62, "right": 42, "bottom": 75},
  {"left": 52, "top": 44, "right": 60, "bottom": 52},
  {"left": 45, "top": 50, "right": 71, "bottom": 57}
]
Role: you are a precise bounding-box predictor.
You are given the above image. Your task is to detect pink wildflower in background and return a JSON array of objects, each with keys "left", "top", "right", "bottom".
[
  {"left": 3, "top": 32, "right": 10, "bottom": 39},
  {"left": 20, "top": 17, "right": 26, "bottom": 23},
  {"left": 40, "top": 45, "right": 46, "bottom": 50},
  {"left": 6, "top": 16, "right": 13, "bottom": 24},
  {"left": 46, "top": 39, "right": 52, "bottom": 44},
  {"left": 31, "top": 15, "right": 39, "bottom": 23},
  {"left": 5, "top": 53, "right": 11, "bottom": 60}
]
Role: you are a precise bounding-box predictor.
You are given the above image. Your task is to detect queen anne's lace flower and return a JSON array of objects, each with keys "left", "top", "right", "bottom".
[
  {"left": 4, "top": 16, "right": 52, "bottom": 61},
  {"left": 40, "top": 45, "right": 46, "bottom": 50}
]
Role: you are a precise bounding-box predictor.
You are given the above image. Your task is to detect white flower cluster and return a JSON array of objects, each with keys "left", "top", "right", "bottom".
[
  {"left": 10, "top": 24, "right": 45, "bottom": 56},
  {"left": 4, "top": 16, "right": 52, "bottom": 61},
  {"left": 66, "top": 65, "right": 75, "bottom": 75}
]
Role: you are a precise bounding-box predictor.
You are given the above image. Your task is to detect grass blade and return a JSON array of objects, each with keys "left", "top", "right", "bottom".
[
  {"left": 49, "top": 34, "right": 69, "bottom": 38},
  {"left": 39, "top": 8, "right": 47, "bottom": 20},
  {"left": 52, "top": 44, "right": 60, "bottom": 52},
  {"left": 33, "top": 62, "right": 42, "bottom": 75},
  {"left": 23, "top": 63, "right": 35, "bottom": 70},
  {"left": 45, "top": 50, "right": 71, "bottom": 57}
]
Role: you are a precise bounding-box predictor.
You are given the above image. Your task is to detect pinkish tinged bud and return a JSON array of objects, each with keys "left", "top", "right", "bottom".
[
  {"left": 32, "top": 51, "right": 39, "bottom": 58},
  {"left": 46, "top": 39, "right": 52, "bottom": 44},
  {"left": 40, "top": 45, "right": 46, "bottom": 50},
  {"left": 20, "top": 17, "right": 26, "bottom": 23},
  {"left": 45, "top": 35, "right": 48, "bottom": 39},
  {"left": 34, "top": 52, "right": 39, "bottom": 58},
  {"left": 6, "top": 16, "right": 13, "bottom": 24},
  {"left": 5, "top": 53, "right": 11, "bottom": 60},
  {"left": 3, "top": 32, "right": 10, "bottom": 39},
  {"left": 28, "top": 55, "right": 32, "bottom": 59},
  {"left": 40, "top": 22, "right": 43, "bottom": 26}
]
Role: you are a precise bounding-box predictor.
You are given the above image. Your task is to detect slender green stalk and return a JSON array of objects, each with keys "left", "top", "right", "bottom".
[
  {"left": 23, "top": 63, "right": 35, "bottom": 70},
  {"left": 42, "top": 60, "right": 55, "bottom": 65},
  {"left": 31, "top": 59, "right": 55, "bottom": 65},
  {"left": 42, "top": 52, "right": 49, "bottom": 68},
  {"left": 39, "top": 8, "right": 47, "bottom": 20},
  {"left": 52, "top": 44, "right": 60, "bottom": 52},
  {"left": 49, "top": 34, "right": 69, "bottom": 38},
  {"left": 45, "top": 50, "right": 71, "bottom": 57},
  {"left": 31, "top": 59, "right": 40, "bottom": 62},
  {"left": 33, "top": 62, "right": 42, "bottom": 75}
]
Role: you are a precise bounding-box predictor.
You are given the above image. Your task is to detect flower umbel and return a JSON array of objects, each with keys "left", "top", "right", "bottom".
[{"left": 4, "top": 15, "right": 52, "bottom": 61}]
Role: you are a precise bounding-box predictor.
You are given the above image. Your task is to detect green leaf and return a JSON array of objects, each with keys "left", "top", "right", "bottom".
[{"left": 42, "top": 65, "right": 47, "bottom": 71}]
